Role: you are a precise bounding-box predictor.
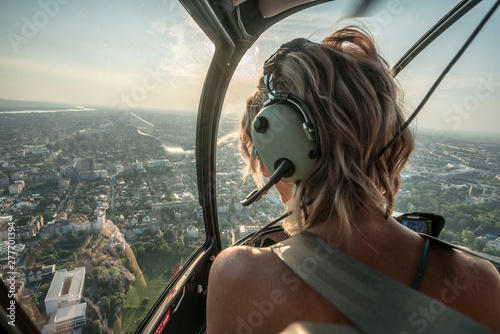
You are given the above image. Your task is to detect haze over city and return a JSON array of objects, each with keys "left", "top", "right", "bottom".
[{"left": 0, "top": 0, "right": 499, "bottom": 132}]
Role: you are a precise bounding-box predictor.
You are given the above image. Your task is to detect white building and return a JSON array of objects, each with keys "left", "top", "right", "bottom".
[
  {"left": 110, "top": 227, "right": 126, "bottom": 250},
  {"left": 42, "top": 303, "right": 87, "bottom": 334},
  {"left": 44, "top": 267, "right": 85, "bottom": 315},
  {"left": 487, "top": 238, "right": 500, "bottom": 250},
  {"left": 94, "top": 209, "right": 106, "bottom": 230},
  {"left": 187, "top": 225, "right": 199, "bottom": 239},
  {"left": 93, "top": 170, "right": 108, "bottom": 178},
  {"left": 116, "top": 164, "right": 124, "bottom": 175},
  {"left": 133, "top": 161, "right": 144, "bottom": 171},
  {"left": 0, "top": 215, "right": 12, "bottom": 223}
]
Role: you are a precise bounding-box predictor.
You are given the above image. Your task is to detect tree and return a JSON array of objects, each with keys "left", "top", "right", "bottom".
[
  {"left": 142, "top": 228, "right": 154, "bottom": 238},
  {"left": 39, "top": 283, "right": 50, "bottom": 294},
  {"left": 141, "top": 297, "right": 149, "bottom": 308},
  {"left": 70, "top": 252, "right": 77, "bottom": 264},
  {"left": 43, "top": 212, "right": 55, "bottom": 222},
  {"left": 122, "top": 257, "right": 132, "bottom": 271},
  {"left": 474, "top": 238, "right": 487, "bottom": 251},
  {"left": 92, "top": 319, "right": 103, "bottom": 334},
  {"left": 163, "top": 228, "right": 174, "bottom": 242},
  {"left": 67, "top": 229, "right": 76, "bottom": 244},
  {"left": 171, "top": 241, "right": 184, "bottom": 255},
  {"left": 461, "top": 230, "right": 476, "bottom": 246},
  {"left": 98, "top": 296, "right": 111, "bottom": 316},
  {"left": 135, "top": 245, "right": 145, "bottom": 257},
  {"left": 111, "top": 293, "right": 124, "bottom": 314},
  {"left": 22, "top": 304, "right": 36, "bottom": 322},
  {"left": 45, "top": 254, "right": 57, "bottom": 265},
  {"left": 157, "top": 242, "right": 172, "bottom": 255},
  {"left": 61, "top": 262, "right": 75, "bottom": 271}
]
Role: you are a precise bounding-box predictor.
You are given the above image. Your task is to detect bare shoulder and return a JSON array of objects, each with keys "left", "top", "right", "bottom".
[
  {"left": 208, "top": 245, "right": 279, "bottom": 283},
  {"left": 425, "top": 242, "right": 500, "bottom": 332},
  {"left": 206, "top": 246, "right": 285, "bottom": 334},
  {"left": 454, "top": 250, "right": 500, "bottom": 331}
]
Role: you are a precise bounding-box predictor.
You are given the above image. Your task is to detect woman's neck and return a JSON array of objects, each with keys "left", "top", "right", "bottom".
[{"left": 305, "top": 213, "right": 416, "bottom": 256}]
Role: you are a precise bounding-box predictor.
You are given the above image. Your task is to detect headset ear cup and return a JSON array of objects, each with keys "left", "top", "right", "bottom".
[{"left": 251, "top": 102, "right": 317, "bottom": 184}]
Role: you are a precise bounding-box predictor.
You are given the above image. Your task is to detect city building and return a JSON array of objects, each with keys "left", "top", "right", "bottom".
[
  {"left": 74, "top": 157, "right": 95, "bottom": 172},
  {"left": 187, "top": 225, "right": 199, "bottom": 239},
  {"left": 15, "top": 215, "right": 44, "bottom": 240},
  {"left": 133, "top": 161, "right": 144, "bottom": 171},
  {"left": 0, "top": 241, "right": 25, "bottom": 260},
  {"left": 93, "top": 170, "right": 108, "bottom": 178},
  {"left": 42, "top": 303, "right": 87, "bottom": 334},
  {"left": 468, "top": 185, "right": 497, "bottom": 204},
  {"left": 487, "top": 238, "right": 500, "bottom": 250},
  {"left": 0, "top": 175, "right": 9, "bottom": 187},
  {"left": 27, "top": 168, "right": 59, "bottom": 183},
  {"left": 116, "top": 164, "right": 124, "bottom": 175},
  {"left": 433, "top": 168, "right": 479, "bottom": 180},
  {"left": 0, "top": 215, "right": 12, "bottom": 223},
  {"left": 94, "top": 209, "right": 106, "bottom": 230},
  {"left": 9, "top": 180, "right": 25, "bottom": 195},
  {"left": 25, "top": 264, "right": 55, "bottom": 284},
  {"left": 44, "top": 267, "right": 85, "bottom": 314}
]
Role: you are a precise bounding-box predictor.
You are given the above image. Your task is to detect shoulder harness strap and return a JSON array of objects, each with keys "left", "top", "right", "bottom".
[{"left": 271, "top": 232, "right": 494, "bottom": 334}]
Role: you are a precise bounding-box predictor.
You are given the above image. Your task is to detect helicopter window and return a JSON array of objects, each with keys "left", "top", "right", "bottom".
[
  {"left": 392, "top": 1, "right": 500, "bottom": 256},
  {"left": 0, "top": 1, "right": 212, "bottom": 333},
  {"left": 217, "top": 0, "right": 500, "bottom": 256}
]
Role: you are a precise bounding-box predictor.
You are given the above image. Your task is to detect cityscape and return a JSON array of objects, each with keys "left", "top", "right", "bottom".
[
  {"left": 0, "top": 102, "right": 286, "bottom": 333},
  {"left": 0, "top": 101, "right": 499, "bottom": 333}
]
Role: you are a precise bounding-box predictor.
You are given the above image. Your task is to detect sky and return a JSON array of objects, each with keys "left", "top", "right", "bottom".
[{"left": 0, "top": 0, "right": 499, "bottom": 132}]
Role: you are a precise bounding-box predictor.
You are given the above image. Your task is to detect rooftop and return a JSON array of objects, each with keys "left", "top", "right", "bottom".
[
  {"left": 45, "top": 267, "right": 85, "bottom": 303},
  {"left": 54, "top": 302, "right": 87, "bottom": 324}
]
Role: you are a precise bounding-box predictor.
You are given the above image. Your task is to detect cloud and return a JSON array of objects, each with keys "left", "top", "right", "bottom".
[{"left": 146, "top": 18, "right": 214, "bottom": 85}]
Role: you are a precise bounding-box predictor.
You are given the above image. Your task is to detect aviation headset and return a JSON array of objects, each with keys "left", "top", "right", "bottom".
[
  {"left": 242, "top": 37, "right": 406, "bottom": 206},
  {"left": 241, "top": 38, "right": 320, "bottom": 206},
  {"left": 251, "top": 38, "right": 320, "bottom": 184}
]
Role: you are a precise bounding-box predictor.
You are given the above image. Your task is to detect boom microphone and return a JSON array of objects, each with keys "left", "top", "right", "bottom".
[{"left": 241, "top": 159, "right": 295, "bottom": 206}]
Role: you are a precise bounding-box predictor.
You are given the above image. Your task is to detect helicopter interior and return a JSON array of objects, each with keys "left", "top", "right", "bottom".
[{"left": 0, "top": 0, "right": 500, "bottom": 333}]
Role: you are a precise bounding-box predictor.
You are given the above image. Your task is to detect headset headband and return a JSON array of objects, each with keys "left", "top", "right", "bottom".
[{"left": 262, "top": 36, "right": 413, "bottom": 163}]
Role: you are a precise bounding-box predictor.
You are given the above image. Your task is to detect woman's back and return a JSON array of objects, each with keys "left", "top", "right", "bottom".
[
  {"left": 206, "top": 216, "right": 500, "bottom": 333},
  {"left": 207, "top": 26, "right": 500, "bottom": 334}
]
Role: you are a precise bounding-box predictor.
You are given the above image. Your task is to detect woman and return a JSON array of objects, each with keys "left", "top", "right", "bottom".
[{"left": 206, "top": 26, "right": 500, "bottom": 333}]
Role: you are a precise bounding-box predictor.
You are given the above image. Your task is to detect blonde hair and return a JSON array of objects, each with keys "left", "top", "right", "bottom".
[{"left": 240, "top": 26, "right": 414, "bottom": 241}]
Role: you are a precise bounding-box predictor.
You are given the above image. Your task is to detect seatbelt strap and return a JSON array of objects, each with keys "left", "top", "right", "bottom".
[{"left": 271, "top": 232, "right": 494, "bottom": 334}]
